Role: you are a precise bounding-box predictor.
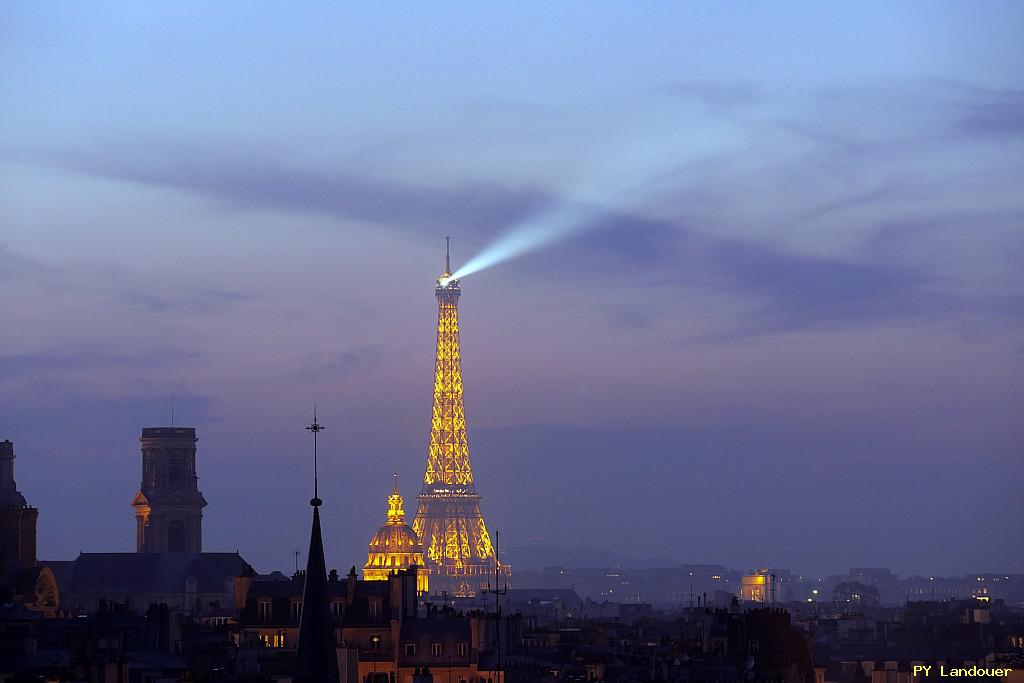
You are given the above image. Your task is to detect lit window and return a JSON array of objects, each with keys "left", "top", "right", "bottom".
[{"left": 261, "top": 632, "right": 286, "bottom": 648}]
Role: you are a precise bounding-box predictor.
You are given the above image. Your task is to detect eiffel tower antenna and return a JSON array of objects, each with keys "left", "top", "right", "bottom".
[
  {"left": 306, "top": 404, "right": 324, "bottom": 507},
  {"left": 445, "top": 236, "right": 451, "bottom": 274}
]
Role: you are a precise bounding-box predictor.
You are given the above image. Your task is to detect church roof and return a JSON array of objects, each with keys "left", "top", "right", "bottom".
[
  {"left": 368, "top": 522, "right": 421, "bottom": 551},
  {"left": 54, "top": 552, "right": 251, "bottom": 598},
  {"left": 294, "top": 505, "right": 341, "bottom": 683}
]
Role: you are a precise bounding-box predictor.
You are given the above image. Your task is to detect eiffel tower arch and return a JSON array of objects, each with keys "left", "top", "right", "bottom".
[{"left": 412, "top": 240, "right": 511, "bottom": 597}]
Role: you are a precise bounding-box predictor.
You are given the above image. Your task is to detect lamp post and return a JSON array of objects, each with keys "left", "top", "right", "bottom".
[{"left": 371, "top": 635, "right": 380, "bottom": 683}]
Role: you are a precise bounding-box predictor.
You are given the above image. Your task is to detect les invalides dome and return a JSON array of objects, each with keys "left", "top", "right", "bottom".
[{"left": 363, "top": 474, "right": 429, "bottom": 594}]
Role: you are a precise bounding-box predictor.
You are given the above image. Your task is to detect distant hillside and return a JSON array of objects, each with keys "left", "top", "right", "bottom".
[{"left": 507, "top": 545, "right": 681, "bottom": 570}]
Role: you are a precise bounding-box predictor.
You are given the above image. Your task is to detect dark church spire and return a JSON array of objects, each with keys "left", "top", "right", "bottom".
[{"left": 294, "top": 408, "right": 340, "bottom": 683}]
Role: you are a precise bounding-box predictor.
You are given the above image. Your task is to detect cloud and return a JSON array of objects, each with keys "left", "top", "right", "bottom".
[
  {"left": 307, "top": 344, "right": 385, "bottom": 380},
  {"left": 119, "top": 286, "right": 253, "bottom": 314},
  {"left": 0, "top": 345, "right": 203, "bottom": 380},
  {"left": 708, "top": 239, "right": 922, "bottom": 312},
  {"left": 2, "top": 143, "right": 548, "bottom": 245},
  {"left": 557, "top": 210, "right": 1023, "bottom": 341},
  {"left": 948, "top": 83, "right": 1024, "bottom": 136},
  {"left": 0, "top": 245, "right": 56, "bottom": 281},
  {"left": 606, "top": 304, "right": 660, "bottom": 330},
  {"left": 662, "top": 80, "right": 763, "bottom": 111},
  {"left": 4, "top": 75, "right": 1020, "bottom": 343},
  {"left": 794, "top": 186, "right": 897, "bottom": 224}
]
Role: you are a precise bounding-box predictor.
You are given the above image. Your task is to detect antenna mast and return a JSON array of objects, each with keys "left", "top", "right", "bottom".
[
  {"left": 445, "top": 236, "right": 451, "bottom": 274},
  {"left": 484, "top": 530, "right": 508, "bottom": 683}
]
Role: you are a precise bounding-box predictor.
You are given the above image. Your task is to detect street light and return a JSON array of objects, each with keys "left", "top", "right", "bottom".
[{"left": 371, "top": 635, "right": 380, "bottom": 683}]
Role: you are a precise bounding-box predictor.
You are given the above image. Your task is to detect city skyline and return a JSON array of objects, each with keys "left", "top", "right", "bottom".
[{"left": 2, "top": 3, "right": 1023, "bottom": 578}]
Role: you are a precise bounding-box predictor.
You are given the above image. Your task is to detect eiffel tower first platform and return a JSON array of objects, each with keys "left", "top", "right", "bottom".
[{"left": 411, "top": 240, "right": 511, "bottom": 597}]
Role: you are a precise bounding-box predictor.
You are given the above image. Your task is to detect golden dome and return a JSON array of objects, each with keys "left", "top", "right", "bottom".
[
  {"left": 368, "top": 520, "right": 420, "bottom": 552},
  {"left": 363, "top": 474, "right": 429, "bottom": 593}
]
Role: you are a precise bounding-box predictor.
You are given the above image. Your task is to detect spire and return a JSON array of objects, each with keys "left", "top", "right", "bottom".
[
  {"left": 445, "top": 236, "right": 451, "bottom": 275},
  {"left": 386, "top": 474, "right": 405, "bottom": 524},
  {"left": 0, "top": 440, "right": 27, "bottom": 507},
  {"left": 294, "top": 412, "right": 340, "bottom": 683},
  {"left": 306, "top": 406, "right": 324, "bottom": 507}
]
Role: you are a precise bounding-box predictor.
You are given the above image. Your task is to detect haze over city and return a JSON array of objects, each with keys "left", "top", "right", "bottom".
[{"left": 1, "top": 2, "right": 1022, "bottom": 579}]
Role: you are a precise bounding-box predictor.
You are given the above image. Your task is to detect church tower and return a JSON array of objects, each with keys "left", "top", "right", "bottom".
[
  {"left": 131, "top": 427, "right": 207, "bottom": 553},
  {"left": 0, "top": 440, "right": 38, "bottom": 571},
  {"left": 412, "top": 240, "right": 510, "bottom": 596}
]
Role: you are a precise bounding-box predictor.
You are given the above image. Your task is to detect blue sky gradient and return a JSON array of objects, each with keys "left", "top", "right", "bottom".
[{"left": 1, "top": 2, "right": 1022, "bottom": 576}]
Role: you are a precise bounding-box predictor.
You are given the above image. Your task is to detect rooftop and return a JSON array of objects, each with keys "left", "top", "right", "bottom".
[{"left": 140, "top": 427, "right": 197, "bottom": 439}]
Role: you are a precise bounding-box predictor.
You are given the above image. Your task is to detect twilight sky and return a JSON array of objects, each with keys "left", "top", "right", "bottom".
[{"left": 1, "top": 2, "right": 1022, "bottom": 578}]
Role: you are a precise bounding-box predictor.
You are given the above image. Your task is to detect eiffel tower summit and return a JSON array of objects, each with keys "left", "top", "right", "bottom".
[{"left": 412, "top": 239, "right": 511, "bottom": 597}]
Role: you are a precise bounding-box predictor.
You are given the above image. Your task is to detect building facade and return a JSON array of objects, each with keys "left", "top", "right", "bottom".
[{"left": 237, "top": 567, "right": 510, "bottom": 683}]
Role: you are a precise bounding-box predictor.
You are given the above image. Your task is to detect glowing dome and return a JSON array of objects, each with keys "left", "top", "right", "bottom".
[{"left": 363, "top": 474, "right": 429, "bottom": 593}]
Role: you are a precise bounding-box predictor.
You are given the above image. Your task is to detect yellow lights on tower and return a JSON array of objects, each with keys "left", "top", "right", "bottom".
[
  {"left": 423, "top": 291, "right": 474, "bottom": 487},
  {"left": 411, "top": 247, "right": 509, "bottom": 596}
]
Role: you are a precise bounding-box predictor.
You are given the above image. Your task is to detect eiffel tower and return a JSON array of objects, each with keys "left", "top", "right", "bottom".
[{"left": 412, "top": 239, "right": 510, "bottom": 597}]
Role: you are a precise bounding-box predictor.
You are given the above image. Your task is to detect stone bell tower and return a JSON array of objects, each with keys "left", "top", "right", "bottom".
[
  {"left": 131, "top": 427, "right": 207, "bottom": 553},
  {"left": 0, "top": 440, "right": 38, "bottom": 571}
]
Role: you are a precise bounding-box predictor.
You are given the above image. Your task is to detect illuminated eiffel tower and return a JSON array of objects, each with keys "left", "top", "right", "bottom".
[{"left": 412, "top": 239, "right": 510, "bottom": 597}]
